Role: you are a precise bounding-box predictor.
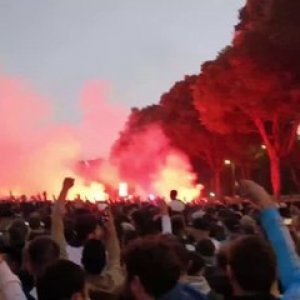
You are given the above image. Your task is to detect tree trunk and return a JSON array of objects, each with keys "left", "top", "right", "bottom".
[
  {"left": 253, "top": 118, "right": 282, "bottom": 199},
  {"left": 240, "top": 164, "right": 251, "bottom": 180},
  {"left": 269, "top": 154, "right": 281, "bottom": 199},
  {"left": 291, "top": 167, "right": 300, "bottom": 193},
  {"left": 214, "top": 169, "right": 222, "bottom": 199}
]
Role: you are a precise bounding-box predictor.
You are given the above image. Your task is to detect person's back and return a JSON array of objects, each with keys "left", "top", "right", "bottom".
[{"left": 169, "top": 190, "right": 185, "bottom": 213}]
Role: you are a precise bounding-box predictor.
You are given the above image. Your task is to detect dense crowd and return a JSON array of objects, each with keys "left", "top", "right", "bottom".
[{"left": 0, "top": 179, "right": 300, "bottom": 300}]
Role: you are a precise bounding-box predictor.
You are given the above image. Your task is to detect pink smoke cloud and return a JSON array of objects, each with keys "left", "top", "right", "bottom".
[{"left": 0, "top": 71, "right": 201, "bottom": 202}]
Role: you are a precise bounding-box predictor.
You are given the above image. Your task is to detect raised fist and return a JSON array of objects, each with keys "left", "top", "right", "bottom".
[{"left": 63, "top": 177, "right": 75, "bottom": 190}]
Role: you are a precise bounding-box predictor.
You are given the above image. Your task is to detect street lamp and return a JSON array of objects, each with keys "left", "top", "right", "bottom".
[
  {"left": 224, "top": 159, "right": 236, "bottom": 195},
  {"left": 224, "top": 159, "right": 231, "bottom": 165},
  {"left": 261, "top": 144, "right": 267, "bottom": 150}
]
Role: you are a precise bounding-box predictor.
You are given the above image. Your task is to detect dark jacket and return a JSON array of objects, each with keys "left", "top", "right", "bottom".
[
  {"left": 230, "top": 295, "right": 278, "bottom": 300},
  {"left": 159, "top": 283, "right": 207, "bottom": 300}
]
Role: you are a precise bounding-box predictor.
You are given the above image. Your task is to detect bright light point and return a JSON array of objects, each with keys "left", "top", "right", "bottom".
[
  {"left": 224, "top": 159, "right": 231, "bottom": 165},
  {"left": 196, "top": 184, "right": 204, "bottom": 191},
  {"left": 261, "top": 144, "right": 266, "bottom": 150},
  {"left": 119, "top": 182, "right": 128, "bottom": 197},
  {"left": 148, "top": 194, "right": 155, "bottom": 201},
  {"left": 209, "top": 192, "right": 216, "bottom": 197}
]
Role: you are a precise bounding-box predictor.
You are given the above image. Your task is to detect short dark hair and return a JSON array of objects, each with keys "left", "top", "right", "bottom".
[
  {"left": 131, "top": 209, "right": 157, "bottom": 236},
  {"left": 187, "top": 252, "right": 205, "bottom": 276},
  {"left": 8, "top": 219, "right": 28, "bottom": 246},
  {"left": 210, "top": 224, "right": 226, "bottom": 242},
  {"left": 28, "top": 212, "right": 42, "bottom": 230},
  {"left": 26, "top": 236, "right": 60, "bottom": 277},
  {"left": 223, "top": 214, "right": 240, "bottom": 233},
  {"left": 75, "top": 214, "right": 98, "bottom": 244},
  {"left": 37, "top": 259, "right": 85, "bottom": 300},
  {"left": 228, "top": 236, "right": 276, "bottom": 293},
  {"left": 196, "top": 238, "right": 216, "bottom": 257},
  {"left": 170, "top": 190, "right": 178, "bottom": 200},
  {"left": 81, "top": 239, "right": 106, "bottom": 274},
  {"left": 123, "top": 235, "right": 181, "bottom": 298},
  {"left": 192, "top": 217, "right": 211, "bottom": 231}
]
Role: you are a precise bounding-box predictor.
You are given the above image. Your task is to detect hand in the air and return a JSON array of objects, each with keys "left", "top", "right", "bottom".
[
  {"left": 63, "top": 177, "right": 75, "bottom": 190},
  {"left": 239, "top": 180, "right": 275, "bottom": 210}
]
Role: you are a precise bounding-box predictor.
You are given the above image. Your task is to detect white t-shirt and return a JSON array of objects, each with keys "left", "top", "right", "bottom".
[
  {"left": 169, "top": 199, "right": 185, "bottom": 213},
  {"left": 66, "top": 245, "right": 83, "bottom": 266}
]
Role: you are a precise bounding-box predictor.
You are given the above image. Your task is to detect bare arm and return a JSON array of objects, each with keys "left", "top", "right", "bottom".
[
  {"left": 51, "top": 178, "right": 74, "bottom": 260},
  {"left": 105, "top": 208, "right": 121, "bottom": 268},
  {"left": 240, "top": 180, "right": 300, "bottom": 291}
]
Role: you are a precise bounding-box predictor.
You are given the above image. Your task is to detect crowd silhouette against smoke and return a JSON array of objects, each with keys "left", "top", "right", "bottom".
[
  {"left": 1, "top": 1, "right": 300, "bottom": 300},
  {"left": 0, "top": 73, "right": 201, "bottom": 202}
]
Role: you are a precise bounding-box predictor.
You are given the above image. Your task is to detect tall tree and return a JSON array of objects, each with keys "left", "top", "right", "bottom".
[
  {"left": 193, "top": 0, "right": 300, "bottom": 198},
  {"left": 285, "top": 141, "right": 300, "bottom": 193},
  {"left": 159, "top": 76, "right": 228, "bottom": 196},
  {"left": 160, "top": 76, "right": 255, "bottom": 197}
]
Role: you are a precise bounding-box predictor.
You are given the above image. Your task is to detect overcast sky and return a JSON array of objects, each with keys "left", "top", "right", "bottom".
[{"left": 0, "top": 0, "right": 245, "bottom": 122}]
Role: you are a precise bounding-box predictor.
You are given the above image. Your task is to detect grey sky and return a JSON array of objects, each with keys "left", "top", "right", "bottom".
[{"left": 0, "top": 0, "right": 245, "bottom": 122}]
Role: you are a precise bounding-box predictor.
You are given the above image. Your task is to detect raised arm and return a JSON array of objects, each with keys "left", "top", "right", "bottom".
[
  {"left": 51, "top": 177, "right": 74, "bottom": 260},
  {"left": 240, "top": 180, "right": 300, "bottom": 292},
  {"left": 89, "top": 208, "right": 124, "bottom": 294},
  {"left": 105, "top": 208, "right": 121, "bottom": 269}
]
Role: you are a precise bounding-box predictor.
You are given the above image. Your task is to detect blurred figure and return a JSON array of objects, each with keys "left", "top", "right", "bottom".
[
  {"left": 123, "top": 235, "right": 206, "bottom": 300},
  {"left": 227, "top": 236, "right": 278, "bottom": 300},
  {"left": 37, "top": 259, "right": 88, "bottom": 300},
  {"left": 168, "top": 190, "right": 185, "bottom": 213},
  {"left": 0, "top": 252, "right": 26, "bottom": 300},
  {"left": 24, "top": 236, "right": 60, "bottom": 299}
]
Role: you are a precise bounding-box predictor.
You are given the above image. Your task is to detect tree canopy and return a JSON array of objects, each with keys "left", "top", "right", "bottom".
[{"left": 193, "top": 0, "right": 300, "bottom": 197}]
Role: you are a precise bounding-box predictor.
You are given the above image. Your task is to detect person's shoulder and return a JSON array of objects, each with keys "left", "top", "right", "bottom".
[
  {"left": 169, "top": 200, "right": 185, "bottom": 212},
  {"left": 173, "top": 199, "right": 185, "bottom": 207},
  {"left": 180, "top": 283, "right": 207, "bottom": 300},
  {"left": 159, "top": 283, "right": 206, "bottom": 300}
]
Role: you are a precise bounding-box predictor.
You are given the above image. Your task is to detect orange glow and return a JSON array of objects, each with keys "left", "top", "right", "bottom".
[
  {"left": 152, "top": 152, "right": 203, "bottom": 203},
  {"left": 69, "top": 181, "right": 108, "bottom": 203},
  {"left": 0, "top": 73, "right": 203, "bottom": 203}
]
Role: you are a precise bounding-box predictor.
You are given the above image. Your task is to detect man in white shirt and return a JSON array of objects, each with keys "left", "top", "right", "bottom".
[
  {"left": 0, "top": 255, "right": 26, "bottom": 300},
  {"left": 168, "top": 190, "right": 185, "bottom": 213}
]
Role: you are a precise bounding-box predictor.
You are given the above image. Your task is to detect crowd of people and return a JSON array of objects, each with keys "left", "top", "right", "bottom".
[{"left": 0, "top": 178, "right": 300, "bottom": 300}]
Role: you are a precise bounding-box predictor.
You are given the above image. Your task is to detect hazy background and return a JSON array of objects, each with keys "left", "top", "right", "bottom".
[{"left": 0, "top": 0, "right": 245, "bottom": 122}]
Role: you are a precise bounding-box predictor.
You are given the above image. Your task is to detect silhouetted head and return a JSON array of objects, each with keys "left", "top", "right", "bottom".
[
  {"left": 25, "top": 236, "right": 60, "bottom": 278},
  {"left": 8, "top": 219, "right": 28, "bottom": 247},
  {"left": 170, "top": 190, "right": 178, "bottom": 201},
  {"left": 227, "top": 236, "right": 276, "bottom": 296},
  {"left": 37, "top": 259, "right": 87, "bottom": 300},
  {"left": 196, "top": 238, "right": 216, "bottom": 258},
  {"left": 123, "top": 235, "right": 182, "bottom": 300},
  {"left": 81, "top": 239, "right": 106, "bottom": 275}
]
